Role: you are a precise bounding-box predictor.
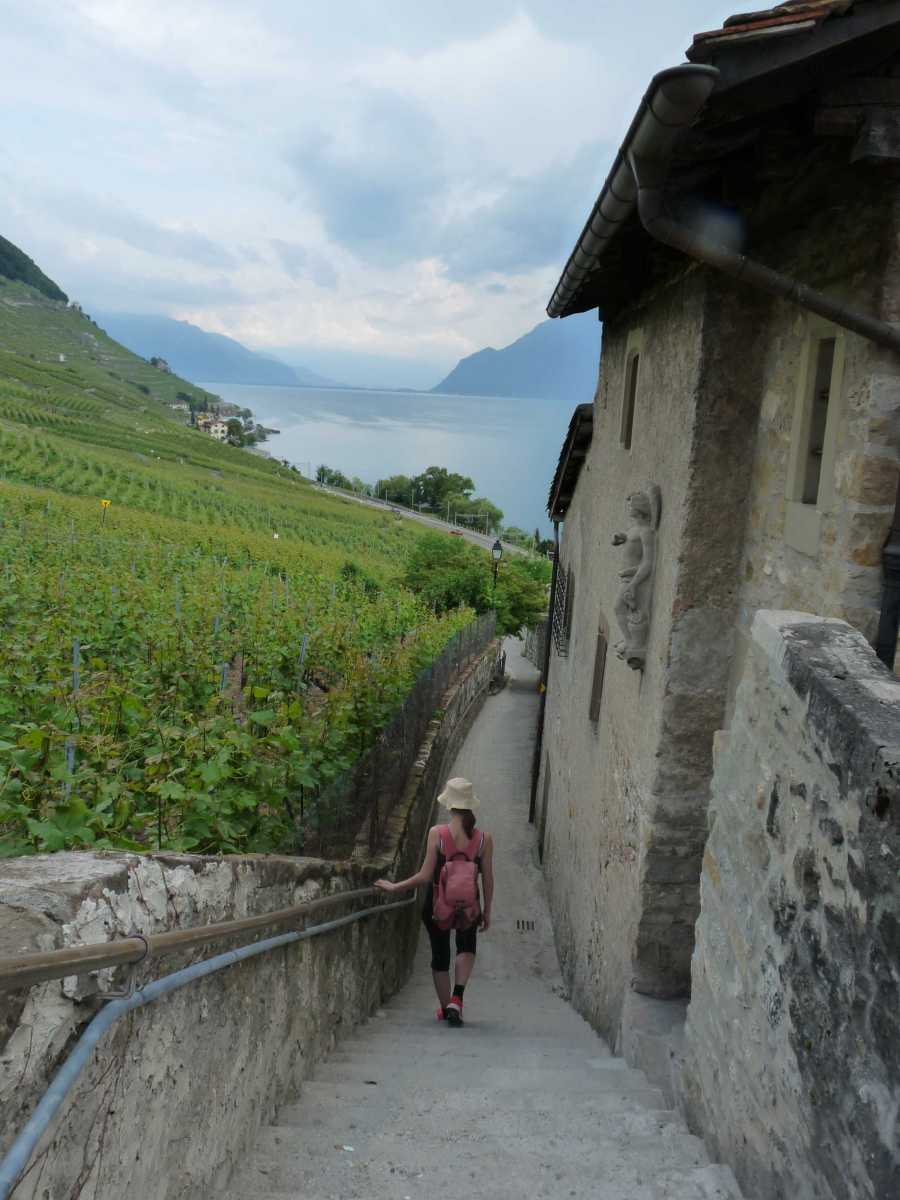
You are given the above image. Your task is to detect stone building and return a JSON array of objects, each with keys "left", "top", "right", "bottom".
[{"left": 535, "top": 4, "right": 900, "bottom": 1197}]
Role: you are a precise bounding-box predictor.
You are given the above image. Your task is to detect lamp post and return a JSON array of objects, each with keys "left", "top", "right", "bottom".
[{"left": 491, "top": 538, "right": 503, "bottom": 596}]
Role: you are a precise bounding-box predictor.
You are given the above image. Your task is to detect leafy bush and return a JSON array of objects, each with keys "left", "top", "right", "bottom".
[{"left": 403, "top": 533, "right": 546, "bottom": 636}]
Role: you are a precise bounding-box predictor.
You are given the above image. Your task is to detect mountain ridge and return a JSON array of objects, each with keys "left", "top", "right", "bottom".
[
  {"left": 0, "top": 235, "right": 68, "bottom": 303},
  {"left": 93, "top": 312, "right": 338, "bottom": 389},
  {"left": 432, "top": 313, "right": 599, "bottom": 401}
]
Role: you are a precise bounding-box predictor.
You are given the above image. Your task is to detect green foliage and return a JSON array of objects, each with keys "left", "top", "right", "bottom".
[
  {"left": 0, "top": 278, "right": 482, "bottom": 857},
  {"left": 316, "top": 464, "right": 354, "bottom": 489},
  {"left": 0, "top": 235, "right": 68, "bottom": 302},
  {"left": 493, "top": 558, "right": 549, "bottom": 636},
  {"left": 403, "top": 533, "right": 489, "bottom": 613},
  {"left": 374, "top": 474, "right": 413, "bottom": 504},
  {"left": 411, "top": 466, "right": 475, "bottom": 511},
  {"left": 0, "top": 494, "right": 472, "bottom": 857},
  {"left": 402, "top": 533, "right": 547, "bottom": 636}
]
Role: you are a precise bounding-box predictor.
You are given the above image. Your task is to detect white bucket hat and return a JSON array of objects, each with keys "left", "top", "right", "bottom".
[{"left": 438, "top": 777, "right": 479, "bottom": 813}]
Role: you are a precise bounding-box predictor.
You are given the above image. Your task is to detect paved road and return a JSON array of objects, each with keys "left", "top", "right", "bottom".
[
  {"left": 312, "top": 483, "right": 528, "bottom": 556},
  {"left": 221, "top": 640, "right": 743, "bottom": 1200}
]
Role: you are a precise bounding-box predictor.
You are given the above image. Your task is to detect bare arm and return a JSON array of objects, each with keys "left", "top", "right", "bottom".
[
  {"left": 480, "top": 833, "right": 494, "bottom": 930},
  {"left": 628, "top": 528, "right": 656, "bottom": 589},
  {"left": 374, "top": 827, "right": 439, "bottom": 894}
]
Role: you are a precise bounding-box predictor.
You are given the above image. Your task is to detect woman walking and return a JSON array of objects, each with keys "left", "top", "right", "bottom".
[{"left": 375, "top": 777, "right": 494, "bottom": 1026}]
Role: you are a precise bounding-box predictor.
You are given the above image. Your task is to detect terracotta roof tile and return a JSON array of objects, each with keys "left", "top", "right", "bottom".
[{"left": 690, "top": 0, "right": 855, "bottom": 56}]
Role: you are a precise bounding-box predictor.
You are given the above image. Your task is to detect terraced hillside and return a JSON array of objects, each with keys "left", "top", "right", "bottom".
[{"left": 0, "top": 264, "right": 472, "bottom": 858}]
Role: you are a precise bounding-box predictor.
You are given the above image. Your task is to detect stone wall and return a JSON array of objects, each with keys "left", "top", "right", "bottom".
[
  {"left": 728, "top": 157, "right": 900, "bottom": 687},
  {"left": 0, "top": 640, "right": 498, "bottom": 1200},
  {"left": 537, "top": 268, "right": 769, "bottom": 1041},
  {"left": 683, "top": 612, "right": 900, "bottom": 1200}
]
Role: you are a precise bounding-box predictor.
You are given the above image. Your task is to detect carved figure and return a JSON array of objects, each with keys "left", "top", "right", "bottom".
[{"left": 611, "top": 485, "right": 660, "bottom": 670}]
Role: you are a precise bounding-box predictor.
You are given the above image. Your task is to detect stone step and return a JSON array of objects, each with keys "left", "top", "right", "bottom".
[
  {"left": 229, "top": 1131, "right": 733, "bottom": 1197},
  {"left": 309, "top": 1059, "right": 659, "bottom": 1094},
  {"left": 286, "top": 1078, "right": 667, "bottom": 1115},
  {"left": 270, "top": 1093, "right": 696, "bottom": 1137},
  {"left": 256, "top": 1122, "right": 710, "bottom": 1169},
  {"left": 334, "top": 1033, "right": 611, "bottom": 1060}
]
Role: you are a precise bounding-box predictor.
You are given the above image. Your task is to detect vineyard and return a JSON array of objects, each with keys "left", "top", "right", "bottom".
[{"left": 0, "top": 272, "right": 486, "bottom": 857}]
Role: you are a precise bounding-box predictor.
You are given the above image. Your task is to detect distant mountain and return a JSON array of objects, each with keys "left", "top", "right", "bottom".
[
  {"left": 0, "top": 235, "right": 68, "bottom": 303},
  {"left": 93, "top": 313, "right": 337, "bottom": 388},
  {"left": 432, "top": 312, "right": 599, "bottom": 402}
]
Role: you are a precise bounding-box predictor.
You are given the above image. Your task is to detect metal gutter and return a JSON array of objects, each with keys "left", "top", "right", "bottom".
[
  {"left": 549, "top": 62, "right": 900, "bottom": 353},
  {"left": 0, "top": 896, "right": 413, "bottom": 1200},
  {"left": 547, "top": 65, "right": 719, "bottom": 320}
]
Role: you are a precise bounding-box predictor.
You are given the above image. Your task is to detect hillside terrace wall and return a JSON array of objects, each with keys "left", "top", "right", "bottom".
[
  {"left": 0, "top": 638, "right": 498, "bottom": 1200},
  {"left": 683, "top": 612, "right": 900, "bottom": 1200}
]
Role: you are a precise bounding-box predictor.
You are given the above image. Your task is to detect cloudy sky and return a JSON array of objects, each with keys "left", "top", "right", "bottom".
[{"left": 1, "top": 1, "right": 728, "bottom": 385}]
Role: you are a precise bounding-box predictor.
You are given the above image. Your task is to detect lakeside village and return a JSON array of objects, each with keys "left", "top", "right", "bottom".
[{"left": 151, "top": 359, "right": 278, "bottom": 452}]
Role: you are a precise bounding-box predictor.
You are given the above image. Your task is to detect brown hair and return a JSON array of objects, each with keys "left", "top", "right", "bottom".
[{"left": 455, "top": 808, "right": 476, "bottom": 837}]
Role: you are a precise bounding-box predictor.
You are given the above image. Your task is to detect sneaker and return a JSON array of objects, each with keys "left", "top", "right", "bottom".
[
  {"left": 435, "top": 1006, "right": 447, "bottom": 1022},
  {"left": 446, "top": 996, "right": 464, "bottom": 1027}
]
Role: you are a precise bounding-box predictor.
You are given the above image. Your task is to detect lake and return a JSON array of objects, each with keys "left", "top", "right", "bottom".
[{"left": 200, "top": 383, "right": 571, "bottom": 535}]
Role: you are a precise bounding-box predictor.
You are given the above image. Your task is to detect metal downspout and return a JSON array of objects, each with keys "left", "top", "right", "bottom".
[
  {"left": 619, "top": 66, "right": 900, "bottom": 654},
  {"left": 530, "top": 520, "right": 560, "bottom": 824},
  {"left": 875, "top": 475, "right": 900, "bottom": 668},
  {"left": 630, "top": 164, "right": 900, "bottom": 355},
  {"left": 0, "top": 899, "right": 412, "bottom": 1200}
]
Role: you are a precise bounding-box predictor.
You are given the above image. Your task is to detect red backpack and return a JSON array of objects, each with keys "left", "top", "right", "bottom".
[{"left": 432, "top": 825, "right": 485, "bottom": 931}]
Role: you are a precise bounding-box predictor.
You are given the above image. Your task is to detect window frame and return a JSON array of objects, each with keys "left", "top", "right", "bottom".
[
  {"left": 785, "top": 318, "right": 845, "bottom": 557},
  {"left": 552, "top": 564, "right": 574, "bottom": 657},
  {"left": 620, "top": 328, "right": 643, "bottom": 451},
  {"left": 588, "top": 617, "right": 609, "bottom": 723}
]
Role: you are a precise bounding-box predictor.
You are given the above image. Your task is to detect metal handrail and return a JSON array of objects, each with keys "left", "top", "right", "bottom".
[
  {"left": 0, "top": 885, "right": 383, "bottom": 993},
  {"left": 0, "top": 892, "right": 416, "bottom": 1199}
]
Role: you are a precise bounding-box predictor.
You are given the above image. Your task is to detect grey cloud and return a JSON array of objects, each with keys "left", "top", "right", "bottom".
[
  {"left": 43, "top": 189, "right": 239, "bottom": 269},
  {"left": 289, "top": 90, "right": 446, "bottom": 266},
  {"left": 288, "top": 88, "right": 609, "bottom": 281},
  {"left": 271, "top": 239, "right": 338, "bottom": 288},
  {"left": 438, "top": 140, "right": 609, "bottom": 280}
]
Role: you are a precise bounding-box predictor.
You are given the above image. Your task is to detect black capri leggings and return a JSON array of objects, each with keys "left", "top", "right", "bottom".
[{"left": 422, "top": 897, "right": 477, "bottom": 973}]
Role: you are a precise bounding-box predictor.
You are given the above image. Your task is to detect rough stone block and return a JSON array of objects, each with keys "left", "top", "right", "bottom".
[{"left": 836, "top": 450, "right": 899, "bottom": 506}]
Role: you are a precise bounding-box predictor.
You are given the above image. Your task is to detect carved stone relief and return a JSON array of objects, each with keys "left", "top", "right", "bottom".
[{"left": 611, "top": 484, "right": 661, "bottom": 671}]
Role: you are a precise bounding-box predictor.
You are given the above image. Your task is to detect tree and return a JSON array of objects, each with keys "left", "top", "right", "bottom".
[
  {"left": 316, "top": 464, "right": 354, "bottom": 489},
  {"left": 411, "top": 466, "right": 475, "bottom": 512},
  {"left": 374, "top": 474, "right": 413, "bottom": 504},
  {"left": 402, "top": 533, "right": 547, "bottom": 636},
  {"left": 226, "top": 418, "right": 244, "bottom": 445},
  {"left": 403, "top": 534, "right": 488, "bottom": 613},
  {"left": 493, "top": 558, "right": 549, "bottom": 634}
]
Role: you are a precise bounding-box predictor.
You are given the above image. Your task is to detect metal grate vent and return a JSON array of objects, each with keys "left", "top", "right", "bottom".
[{"left": 516, "top": 919, "right": 536, "bottom": 932}]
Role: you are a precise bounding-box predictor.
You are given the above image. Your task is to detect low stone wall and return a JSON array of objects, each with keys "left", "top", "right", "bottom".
[
  {"left": 523, "top": 620, "right": 548, "bottom": 672},
  {"left": 0, "top": 639, "right": 498, "bottom": 1200},
  {"left": 683, "top": 612, "right": 900, "bottom": 1200}
]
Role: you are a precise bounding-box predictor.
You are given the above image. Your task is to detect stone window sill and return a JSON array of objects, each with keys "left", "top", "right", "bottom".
[{"left": 785, "top": 500, "right": 821, "bottom": 558}]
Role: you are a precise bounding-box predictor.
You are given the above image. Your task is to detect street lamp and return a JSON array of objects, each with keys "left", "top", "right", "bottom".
[{"left": 491, "top": 538, "right": 503, "bottom": 595}]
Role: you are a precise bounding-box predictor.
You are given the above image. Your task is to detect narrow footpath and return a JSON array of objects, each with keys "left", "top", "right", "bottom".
[{"left": 221, "top": 640, "right": 742, "bottom": 1200}]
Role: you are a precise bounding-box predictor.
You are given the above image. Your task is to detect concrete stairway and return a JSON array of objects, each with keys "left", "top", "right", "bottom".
[
  {"left": 218, "top": 639, "right": 743, "bottom": 1200},
  {"left": 220, "top": 955, "right": 742, "bottom": 1200}
]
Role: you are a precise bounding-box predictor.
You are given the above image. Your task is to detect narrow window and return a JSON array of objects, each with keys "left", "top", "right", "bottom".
[
  {"left": 801, "top": 337, "right": 836, "bottom": 505},
  {"left": 621, "top": 352, "right": 639, "bottom": 449},
  {"left": 538, "top": 757, "right": 551, "bottom": 862},
  {"left": 552, "top": 566, "right": 575, "bottom": 656},
  {"left": 588, "top": 620, "right": 609, "bottom": 723}
]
